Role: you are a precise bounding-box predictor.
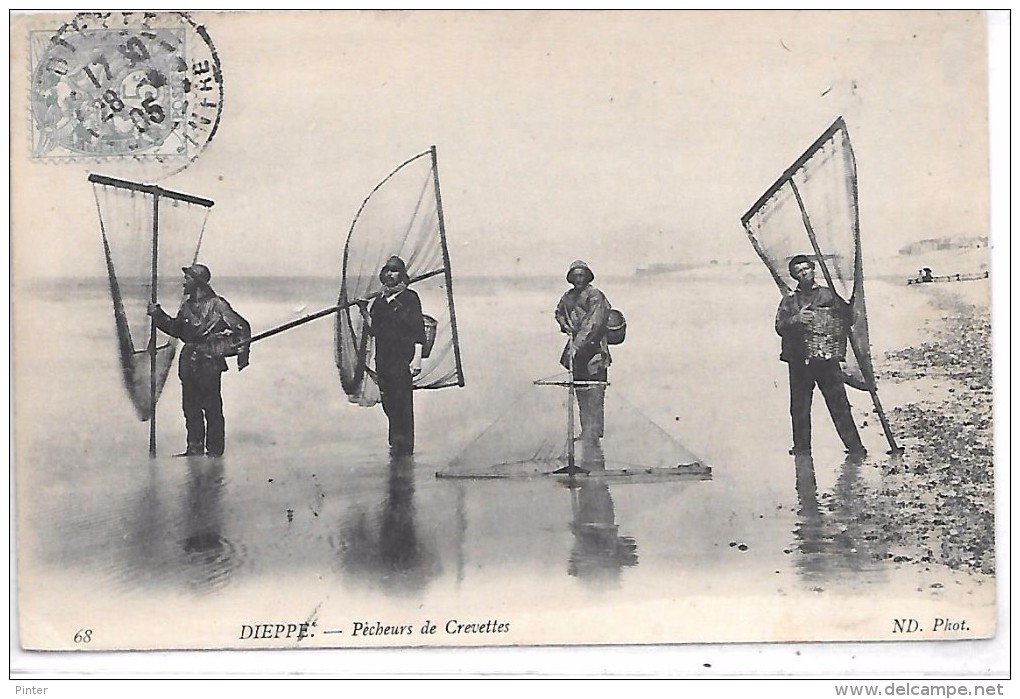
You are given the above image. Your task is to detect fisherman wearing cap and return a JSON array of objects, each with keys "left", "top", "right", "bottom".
[
  {"left": 358, "top": 256, "right": 427, "bottom": 456},
  {"left": 555, "top": 260, "right": 612, "bottom": 441},
  {"left": 147, "top": 263, "right": 251, "bottom": 457},
  {"left": 775, "top": 254, "right": 866, "bottom": 457}
]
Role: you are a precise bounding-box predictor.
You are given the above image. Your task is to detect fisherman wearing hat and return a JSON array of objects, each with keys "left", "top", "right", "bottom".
[
  {"left": 147, "top": 263, "right": 251, "bottom": 457},
  {"left": 358, "top": 256, "right": 427, "bottom": 456},
  {"left": 555, "top": 260, "right": 612, "bottom": 441},
  {"left": 775, "top": 254, "right": 866, "bottom": 457}
]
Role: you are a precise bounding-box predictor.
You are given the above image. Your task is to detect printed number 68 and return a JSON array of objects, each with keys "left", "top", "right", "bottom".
[{"left": 74, "top": 628, "right": 92, "bottom": 643}]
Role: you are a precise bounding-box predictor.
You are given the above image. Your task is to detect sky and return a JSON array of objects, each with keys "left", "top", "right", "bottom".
[{"left": 11, "top": 10, "right": 996, "bottom": 281}]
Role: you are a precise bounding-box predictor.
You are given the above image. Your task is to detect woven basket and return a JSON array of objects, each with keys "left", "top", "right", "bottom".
[
  {"left": 422, "top": 315, "right": 438, "bottom": 359},
  {"left": 806, "top": 307, "right": 847, "bottom": 361},
  {"left": 606, "top": 309, "right": 627, "bottom": 345}
]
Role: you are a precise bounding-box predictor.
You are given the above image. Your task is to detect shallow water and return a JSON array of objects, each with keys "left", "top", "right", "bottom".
[{"left": 13, "top": 273, "right": 995, "bottom": 649}]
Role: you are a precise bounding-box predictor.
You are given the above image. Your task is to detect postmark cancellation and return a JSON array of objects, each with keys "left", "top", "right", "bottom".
[{"left": 28, "top": 12, "right": 223, "bottom": 165}]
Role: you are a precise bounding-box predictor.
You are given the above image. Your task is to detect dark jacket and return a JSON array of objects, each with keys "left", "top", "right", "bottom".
[
  {"left": 152, "top": 292, "right": 251, "bottom": 375},
  {"left": 555, "top": 284, "right": 612, "bottom": 373},
  {"left": 775, "top": 284, "right": 851, "bottom": 363},
  {"left": 369, "top": 289, "right": 426, "bottom": 371}
]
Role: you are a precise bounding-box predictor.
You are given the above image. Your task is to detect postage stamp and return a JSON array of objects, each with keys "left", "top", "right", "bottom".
[{"left": 28, "top": 11, "right": 222, "bottom": 167}]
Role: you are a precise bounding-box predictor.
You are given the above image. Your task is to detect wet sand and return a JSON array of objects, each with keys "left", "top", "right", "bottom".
[
  {"left": 13, "top": 272, "right": 996, "bottom": 650},
  {"left": 876, "top": 282, "right": 994, "bottom": 575}
]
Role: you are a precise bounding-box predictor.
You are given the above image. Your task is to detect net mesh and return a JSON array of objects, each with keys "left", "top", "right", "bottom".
[
  {"left": 438, "top": 376, "right": 710, "bottom": 480},
  {"left": 335, "top": 150, "right": 463, "bottom": 407},
  {"left": 93, "top": 179, "right": 210, "bottom": 420},
  {"left": 742, "top": 118, "right": 875, "bottom": 391}
]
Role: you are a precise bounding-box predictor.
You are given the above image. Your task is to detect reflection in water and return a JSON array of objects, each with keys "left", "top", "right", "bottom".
[
  {"left": 180, "top": 457, "right": 242, "bottom": 593},
  {"left": 453, "top": 482, "right": 467, "bottom": 585},
  {"left": 120, "top": 456, "right": 243, "bottom": 594},
  {"left": 120, "top": 462, "right": 175, "bottom": 587},
  {"left": 793, "top": 453, "right": 883, "bottom": 583},
  {"left": 566, "top": 440, "right": 639, "bottom": 586},
  {"left": 335, "top": 455, "right": 440, "bottom": 595}
]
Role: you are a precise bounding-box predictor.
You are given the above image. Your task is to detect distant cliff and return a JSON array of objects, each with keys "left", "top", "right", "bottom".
[
  {"left": 899, "top": 236, "right": 988, "bottom": 255},
  {"left": 634, "top": 262, "right": 699, "bottom": 276}
]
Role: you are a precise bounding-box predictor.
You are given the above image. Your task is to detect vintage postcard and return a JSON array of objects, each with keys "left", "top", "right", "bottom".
[{"left": 10, "top": 10, "right": 1003, "bottom": 667}]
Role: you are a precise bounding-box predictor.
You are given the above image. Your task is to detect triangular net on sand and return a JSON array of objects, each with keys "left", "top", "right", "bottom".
[{"left": 437, "top": 375, "right": 710, "bottom": 480}]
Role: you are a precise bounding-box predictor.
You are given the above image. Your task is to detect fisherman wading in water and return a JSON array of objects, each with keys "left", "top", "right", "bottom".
[
  {"left": 358, "top": 256, "right": 427, "bottom": 456},
  {"left": 556, "top": 260, "right": 612, "bottom": 443},
  {"left": 148, "top": 263, "right": 251, "bottom": 457},
  {"left": 775, "top": 254, "right": 866, "bottom": 457}
]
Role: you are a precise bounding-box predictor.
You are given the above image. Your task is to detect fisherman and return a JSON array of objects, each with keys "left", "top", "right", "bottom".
[
  {"left": 775, "top": 254, "right": 866, "bottom": 456},
  {"left": 555, "top": 260, "right": 612, "bottom": 442},
  {"left": 358, "top": 256, "right": 426, "bottom": 456},
  {"left": 147, "top": 263, "right": 251, "bottom": 457}
]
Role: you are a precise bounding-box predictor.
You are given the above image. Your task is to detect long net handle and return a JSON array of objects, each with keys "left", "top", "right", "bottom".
[
  {"left": 431, "top": 146, "right": 465, "bottom": 387},
  {"left": 149, "top": 192, "right": 160, "bottom": 457},
  {"left": 847, "top": 331, "right": 902, "bottom": 453},
  {"left": 231, "top": 268, "right": 446, "bottom": 351},
  {"left": 567, "top": 343, "right": 576, "bottom": 472}
]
